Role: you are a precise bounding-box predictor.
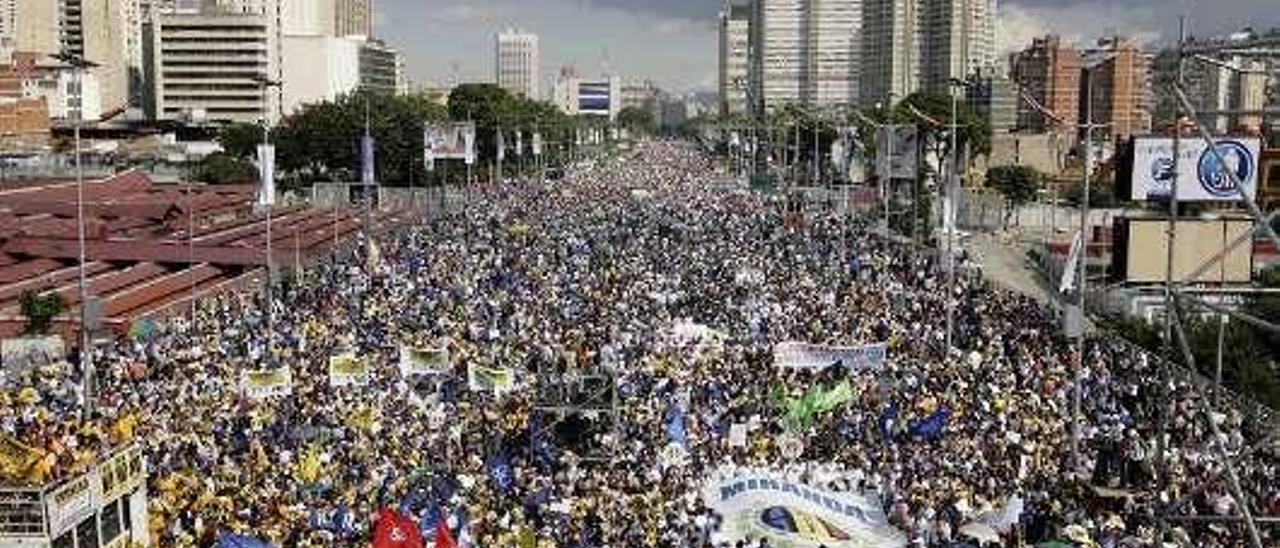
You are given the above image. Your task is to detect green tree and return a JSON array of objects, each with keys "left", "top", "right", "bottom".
[
  {"left": 987, "top": 165, "right": 1044, "bottom": 228},
  {"left": 217, "top": 122, "right": 263, "bottom": 159},
  {"left": 272, "top": 91, "right": 448, "bottom": 186},
  {"left": 617, "top": 106, "right": 656, "bottom": 135},
  {"left": 196, "top": 152, "right": 258, "bottom": 185},
  {"left": 19, "top": 291, "right": 66, "bottom": 335}
]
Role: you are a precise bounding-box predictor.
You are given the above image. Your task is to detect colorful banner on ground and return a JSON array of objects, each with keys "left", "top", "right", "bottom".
[
  {"left": 241, "top": 367, "right": 293, "bottom": 399},
  {"left": 398, "top": 344, "right": 449, "bottom": 376},
  {"left": 704, "top": 468, "right": 906, "bottom": 548},
  {"left": 0, "top": 335, "right": 65, "bottom": 369},
  {"left": 773, "top": 342, "right": 888, "bottom": 371},
  {"left": 329, "top": 353, "right": 370, "bottom": 387},
  {"left": 467, "top": 364, "right": 515, "bottom": 394}
]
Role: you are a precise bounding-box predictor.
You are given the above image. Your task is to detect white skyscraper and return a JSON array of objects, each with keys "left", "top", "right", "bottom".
[
  {"left": 718, "top": 2, "right": 751, "bottom": 115},
  {"left": 920, "top": 0, "right": 996, "bottom": 94},
  {"left": 496, "top": 29, "right": 539, "bottom": 99},
  {"left": 750, "top": 0, "right": 862, "bottom": 111}
]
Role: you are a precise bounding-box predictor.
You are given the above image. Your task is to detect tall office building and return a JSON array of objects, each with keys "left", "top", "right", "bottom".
[
  {"left": 860, "top": 0, "right": 919, "bottom": 107},
  {"left": 1157, "top": 30, "right": 1279, "bottom": 134},
  {"left": 335, "top": 0, "right": 372, "bottom": 37},
  {"left": 149, "top": 5, "right": 280, "bottom": 124},
  {"left": 496, "top": 29, "right": 539, "bottom": 100},
  {"left": 718, "top": 2, "right": 750, "bottom": 116},
  {"left": 750, "top": 0, "right": 861, "bottom": 111},
  {"left": 1084, "top": 36, "right": 1152, "bottom": 140},
  {"left": 1, "top": 0, "right": 60, "bottom": 55},
  {"left": 919, "top": 0, "right": 995, "bottom": 94},
  {"left": 1010, "top": 35, "right": 1081, "bottom": 136}
]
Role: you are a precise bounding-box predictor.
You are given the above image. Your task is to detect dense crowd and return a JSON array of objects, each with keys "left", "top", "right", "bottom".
[{"left": 1, "top": 140, "right": 1277, "bottom": 547}]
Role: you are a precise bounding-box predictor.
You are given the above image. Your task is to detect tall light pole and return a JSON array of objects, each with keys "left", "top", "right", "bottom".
[
  {"left": 944, "top": 77, "right": 979, "bottom": 353},
  {"left": 251, "top": 74, "right": 281, "bottom": 366},
  {"left": 54, "top": 51, "right": 99, "bottom": 418}
]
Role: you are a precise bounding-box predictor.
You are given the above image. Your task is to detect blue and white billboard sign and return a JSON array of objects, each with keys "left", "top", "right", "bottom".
[{"left": 1130, "top": 137, "right": 1260, "bottom": 202}]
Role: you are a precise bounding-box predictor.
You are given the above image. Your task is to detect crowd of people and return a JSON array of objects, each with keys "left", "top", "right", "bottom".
[{"left": 1, "top": 140, "right": 1277, "bottom": 547}]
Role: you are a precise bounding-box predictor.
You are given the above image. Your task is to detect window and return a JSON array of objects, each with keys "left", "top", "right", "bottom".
[
  {"left": 75, "top": 515, "right": 99, "bottom": 548},
  {"left": 100, "top": 500, "right": 122, "bottom": 545}
]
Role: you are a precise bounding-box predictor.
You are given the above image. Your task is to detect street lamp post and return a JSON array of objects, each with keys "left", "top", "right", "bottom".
[
  {"left": 251, "top": 74, "right": 281, "bottom": 366},
  {"left": 54, "top": 51, "right": 99, "bottom": 418}
]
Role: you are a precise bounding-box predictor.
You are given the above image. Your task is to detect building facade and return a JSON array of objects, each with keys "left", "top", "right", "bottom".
[
  {"left": 149, "top": 9, "right": 279, "bottom": 124},
  {"left": 552, "top": 69, "right": 620, "bottom": 119},
  {"left": 359, "top": 38, "right": 401, "bottom": 94},
  {"left": 751, "top": 0, "right": 861, "bottom": 110},
  {"left": 1010, "top": 35, "right": 1081, "bottom": 136},
  {"left": 860, "top": 0, "right": 919, "bottom": 107},
  {"left": 60, "top": 0, "right": 131, "bottom": 114},
  {"left": 919, "top": 0, "right": 995, "bottom": 95},
  {"left": 334, "top": 0, "right": 372, "bottom": 37},
  {"left": 717, "top": 2, "right": 750, "bottom": 116},
  {"left": 282, "top": 35, "right": 360, "bottom": 113},
  {"left": 496, "top": 29, "right": 539, "bottom": 100},
  {"left": 1157, "top": 30, "right": 1280, "bottom": 134},
  {"left": 1084, "top": 37, "right": 1152, "bottom": 140}
]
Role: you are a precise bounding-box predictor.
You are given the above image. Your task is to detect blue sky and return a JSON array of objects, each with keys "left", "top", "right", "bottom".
[{"left": 375, "top": 0, "right": 1279, "bottom": 93}]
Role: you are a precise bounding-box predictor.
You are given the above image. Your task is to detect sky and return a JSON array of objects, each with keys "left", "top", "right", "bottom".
[{"left": 375, "top": 0, "right": 1280, "bottom": 94}]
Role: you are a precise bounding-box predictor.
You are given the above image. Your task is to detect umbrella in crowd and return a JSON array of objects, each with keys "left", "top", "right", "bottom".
[{"left": 0, "top": 140, "right": 1275, "bottom": 548}]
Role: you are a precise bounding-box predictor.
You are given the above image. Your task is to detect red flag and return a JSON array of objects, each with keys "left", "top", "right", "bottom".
[
  {"left": 372, "top": 508, "right": 424, "bottom": 548},
  {"left": 434, "top": 518, "right": 457, "bottom": 548}
]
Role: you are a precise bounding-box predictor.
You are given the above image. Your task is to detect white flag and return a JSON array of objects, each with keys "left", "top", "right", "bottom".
[{"left": 1059, "top": 231, "right": 1083, "bottom": 293}]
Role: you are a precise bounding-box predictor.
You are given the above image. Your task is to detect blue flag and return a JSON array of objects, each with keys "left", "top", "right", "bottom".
[
  {"left": 218, "top": 532, "right": 272, "bottom": 548},
  {"left": 665, "top": 406, "right": 688, "bottom": 447},
  {"left": 910, "top": 407, "right": 951, "bottom": 440},
  {"left": 487, "top": 452, "right": 515, "bottom": 493},
  {"left": 419, "top": 503, "right": 444, "bottom": 539}
]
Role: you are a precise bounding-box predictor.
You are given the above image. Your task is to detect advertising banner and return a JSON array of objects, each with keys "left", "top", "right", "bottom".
[
  {"left": 241, "top": 367, "right": 293, "bottom": 399},
  {"left": 257, "top": 143, "right": 275, "bottom": 206},
  {"left": 704, "top": 468, "right": 906, "bottom": 548},
  {"left": 424, "top": 122, "right": 477, "bottom": 163},
  {"left": 398, "top": 344, "right": 449, "bottom": 376},
  {"left": 46, "top": 470, "right": 103, "bottom": 537},
  {"left": 773, "top": 342, "right": 888, "bottom": 371},
  {"left": 328, "top": 353, "right": 370, "bottom": 387},
  {"left": 1129, "top": 137, "right": 1260, "bottom": 202},
  {"left": 467, "top": 363, "right": 515, "bottom": 393}
]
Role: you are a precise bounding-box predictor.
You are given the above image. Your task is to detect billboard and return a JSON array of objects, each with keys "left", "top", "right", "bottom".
[
  {"left": 1128, "top": 137, "right": 1261, "bottom": 202},
  {"left": 579, "top": 81, "right": 612, "bottom": 114},
  {"left": 1114, "top": 216, "right": 1254, "bottom": 284},
  {"left": 423, "top": 122, "right": 477, "bottom": 168}
]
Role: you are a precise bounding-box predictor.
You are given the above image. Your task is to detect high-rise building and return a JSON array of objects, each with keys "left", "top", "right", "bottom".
[
  {"left": 860, "top": 0, "right": 919, "bottom": 107},
  {"left": 919, "top": 0, "right": 995, "bottom": 94},
  {"left": 334, "top": 0, "right": 372, "bottom": 37},
  {"left": 1010, "top": 35, "right": 1081, "bottom": 136},
  {"left": 1156, "top": 30, "right": 1280, "bottom": 134},
  {"left": 149, "top": 8, "right": 279, "bottom": 124},
  {"left": 60, "top": 0, "right": 131, "bottom": 113},
  {"left": 750, "top": 0, "right": 861, "bottom": 110},
  {"left": 620, "top": 79, "right": 660, "bottom": 112},
  {"left": 3, "top": 0, "right": 60, "bottom": 55},
  {"left": 717, "top": 2, "right": 750, "bottom": 116},
  {"left": 496, "top": 29, "right": 539, "bottom": 100},
  {"left": 1084, "top": 36, "right": 1152, "bottom": 140}
]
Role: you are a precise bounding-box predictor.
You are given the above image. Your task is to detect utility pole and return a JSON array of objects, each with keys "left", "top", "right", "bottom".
[{"left": 251, "top": 73, "right": 281, "bottom": 366}]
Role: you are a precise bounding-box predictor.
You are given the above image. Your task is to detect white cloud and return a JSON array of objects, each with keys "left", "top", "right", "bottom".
[{"left": 997, "top": 2, "right": 1169, "bottom": 55}]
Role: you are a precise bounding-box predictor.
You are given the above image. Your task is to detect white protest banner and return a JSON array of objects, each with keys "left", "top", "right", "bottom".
[
  {"left": 328, "top": 353, "right": 370, "bottom": 387},
  {"left": 773, "top": 342, "right": 888, "bottom": 371},
  {"left": 399, "top": 344, "right": 450, "bottom": 376},
  {"left": 704, "top": 468, "right": 906, "bottom": 548},
  {"left": 467, "top": 363, "right": 515, "bottom": 394},
  {"left": 729, "top": 424, "right": 748, "bottom": 448},
  {"left": 1, "top": 335, "right": 65, "bottom": 369},
  {"left": 241, "top": 367, "right": 293, "bottom": 399}
]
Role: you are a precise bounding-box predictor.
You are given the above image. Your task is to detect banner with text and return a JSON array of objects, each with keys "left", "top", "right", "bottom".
[
  {"left": 241, "top": 367, "right": 294, "bottom": 399},
  {"left": 424, "top": 122, "right": 477, "bottom": 169},
  {"left": 773, "top": 342, "right": 887, "bottom": 371},
  {"left": 398, "top": 344, "right": 449, "bottom": 376},
  {"left": 704, "top": 468, "right": 905, "bottom": 548},
  {"left": 468, "top": 363, "right": 515, "bottom": 394},
  {"left": 328, "top": 353, "right": 370, "bottom": 387}
]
